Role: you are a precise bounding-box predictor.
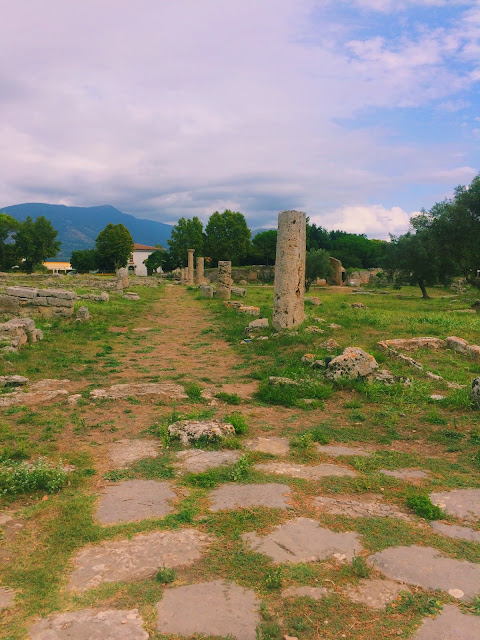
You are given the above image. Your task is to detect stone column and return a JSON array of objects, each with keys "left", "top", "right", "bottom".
[
  {"left": 216, "top": 261, "right": 232, "bottom": 300},
  {"left": 195, "top": 256, "right": 205, "bottom": 285},
  {"left": 328, "top": 257, "right": 343, "bottom": 286},
  {"left": 180, "top": 267, "right": 187, "bottom": 283},
  {"left": 187, "top": 249, "right": 195, "bottom": 285},
  {"left": 116, "top": 267, "right": 129, "bottom": 290},
  {"left": 272, "top": 210, "right": 306, "bottom": 330}
]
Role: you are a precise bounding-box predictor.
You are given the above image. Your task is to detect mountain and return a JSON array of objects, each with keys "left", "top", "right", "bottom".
[
  {"left": 251, "top": 227, "right": 275, "bottom": 237},
  {"left": 0, "top": 203, "right": 173, "bottom": 259}
]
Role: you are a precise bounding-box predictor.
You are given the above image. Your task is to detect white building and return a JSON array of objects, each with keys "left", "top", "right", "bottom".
[{"left": 127, "top": 243, "right": 160, "bottom": 276}]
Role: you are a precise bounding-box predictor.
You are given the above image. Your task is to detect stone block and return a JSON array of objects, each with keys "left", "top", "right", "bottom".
[
  {"left": 467, "top": 344, "right": 480, "bottom": 358},
  {"left": 47, "top": 297, "right": 74, "bottom": 307},
  {"left": 446, "top": 336, "right": 469, "bottom": 353},
  {"left": 6, "top": 286, "right": 38, "bottom": 298},
  {"left": 0, "top": 294, "right": 19, "bottom": 312},
  {"left": 30, "top": 297, "right": 48, "bottom": 306},
  {"left": 6, "top": 318, "right": 35, "bottom": 332},
  {"left": 37, "top": 288, "right": 76, "bottom": 299}
]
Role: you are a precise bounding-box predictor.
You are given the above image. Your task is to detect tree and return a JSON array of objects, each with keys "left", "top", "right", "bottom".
[
  {"left": 95, "top": 223, "right": 134, "bottom": 271},
  {"left": 251, "top": 230, "right": 277, "bottom": 265},
  {"left": 388, "top": 229, "right": 454, "bottom": 298},
  {"left": 70, "top": 248, "right": 99, "bottom": 273},
  {"left": 413, "top": 174, "right": 480, "bottom": 284},
  {"left": 167, "top": 217, "right": 204, "bottom": 268},
  {"left": 144, "top": 249, "right": 166, "bottom": 275},
  {"left": 204, "top": 210, "right": 251, "bottom": 266},
  {"left": 0, "top": 213, "right": 20, "bottom": 270},
  {"left": 305, "top": 249, "right": 332, "bottom": 291},
  {"left": 14, "top": 216, "right": 61, "bottom": 272}
]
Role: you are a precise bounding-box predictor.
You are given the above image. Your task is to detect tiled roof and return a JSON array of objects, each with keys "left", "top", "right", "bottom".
[{"left": 133, "top": 243, "right": 160, "bottom": 251}]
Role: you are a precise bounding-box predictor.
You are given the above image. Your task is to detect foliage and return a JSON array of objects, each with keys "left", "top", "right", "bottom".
[
  {"left": 264, "top": 566, "right": 283, "bottom": 590},
  {"left": 155, "top": 566, "right": 176, "bottom": 583},
  {"left": 167, "top": 216, "right": 204, "bottom": 268},
  {"left": 70, "top": 248, "right": 99, "bottom": 273},
  {"left": 204, "top": 210, "right": 251, "bottom": 266},
  {"left": 251, "top": 230, "right": 277, "bottom": 265},
  {"left": 14, "top": 215, "right": 61, "bottom": 272},
  {"left": 95, "top": 223, "right": 134, "bottom": 271},
  {"left": 386, "top": 229, "right": 455, "bottom": 298},
  {"left": 225, "top": 412, "right": 248, "bottom": 435},
  {"left": 351, "top": 555, "right": 371, "bottom": 578},
  {"left": 305, "top": 248, "right": 332, "bottom": 291},
  {"left": 306, "top": 220, "right": 389, "bottom": 269},
  {"left": 0, "top": 213, "right": 20, "bottom": 270},
  {"left": 0, "top": 458, "right": 67, "bottom": 497},
  {"left": 405, "top": 493, "right": 444, "bottom": 520},
  {"left": 144, "top": 249, "right": 166, "bottom": 274}
]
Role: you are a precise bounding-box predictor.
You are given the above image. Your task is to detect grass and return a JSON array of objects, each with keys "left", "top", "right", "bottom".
[{"left": 3, "top": 276, "right": 480, "bottom": 639}]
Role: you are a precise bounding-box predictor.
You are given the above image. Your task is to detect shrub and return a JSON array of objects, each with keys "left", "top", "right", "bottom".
[
  {"left": 406, "top": 494, "right": 444, "bottom": 520},
  {"left": 0, "top": 458, "right": 67, "bottom": 497},
  {"left": 155, "top": 566, "right": 176, "bottom": 583},
  {"left": 225, "top": 412, "right": 248, "bottom": 435}
]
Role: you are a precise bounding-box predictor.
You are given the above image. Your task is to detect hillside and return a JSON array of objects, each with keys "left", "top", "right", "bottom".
[{"left": 0, "top": 203, "right": 173, "bottom": 259}]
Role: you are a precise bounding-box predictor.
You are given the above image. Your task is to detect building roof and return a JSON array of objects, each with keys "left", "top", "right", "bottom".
[{"left": 133, "top": 243, "right": 160, "bottom": 251}]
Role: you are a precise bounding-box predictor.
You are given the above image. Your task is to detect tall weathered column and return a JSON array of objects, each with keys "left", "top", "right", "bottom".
[
  {"left": 181, "top": 267, "right": 188, "bottom": 283},
  {"left": 187, "top": 249, "right": 195, "bottom": 285},
  {"left": 272, "top": 210, "right": 306, "bottom": 330},
  {"left": 216, "top": 261, "right": 232, "bottom": 300},
  {"left": 195, "top": 256, "right": 205, "bottom": 285}
]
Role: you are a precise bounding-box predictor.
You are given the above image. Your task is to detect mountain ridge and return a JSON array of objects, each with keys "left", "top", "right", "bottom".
[{"left": 0, "top": 203, "right": 174, "bottom": 259}]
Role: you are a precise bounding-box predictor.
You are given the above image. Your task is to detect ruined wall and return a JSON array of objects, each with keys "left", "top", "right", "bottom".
[
  {"left": 205, "top": 265, "right": 275, "bottom": 284},
  {"left": 0, "top": 286, "right": 76, "bottom": 317}
]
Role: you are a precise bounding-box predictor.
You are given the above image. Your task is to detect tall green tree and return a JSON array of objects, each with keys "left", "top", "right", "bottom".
[
  {"left": 387, "top": 228, "right": 454, "bottom": 298},
  {"left": 305, "top": 249, "right": 332, "bottom": 291},
  {"left": 204, "top": 210, "right": 251, "bottom": 266},
  {"left": 0, "top": 213, "right": 20, "bottom": 270},
  {"left": 413, "top": 174, "right": 480, "bottom": 284},
  {"left": 95, "top": 223, "right": 134, "bottom": 271},
  {"left": 167, "top": 217, "right": 204, "bottom": 268},
  {"left": 144, "top": 249, "right": 167, "bottom": 275},
  {"left": 14, "top": 216, "right": 61, "bottom": 272},
  {"left": 70, "top": 248, "right": 99, "bottom": 273},
  {"left": 251, "top": 230, "right": 277, "bottom": 265}
]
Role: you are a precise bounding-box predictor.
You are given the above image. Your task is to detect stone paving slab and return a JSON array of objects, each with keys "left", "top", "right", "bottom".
[
  {"left": 91, "top": 382, "right": 187, "bottom": 401},
  {"left": 243, "top": 517, "right": 362, "bottom": 564},
  {"left": 245, "top": 436, "right": 290, "bottom": 455},
  {"left": 209, "top": 483, "right": 291, "bottom": 511},
  {"left": 156, "top": 580, "right": 260, "bottom": 640},
  {"left": 380, "top": 468, "right": 430, "bottom": 481},
  {"left": 282, "top": 585, "right": 328, "bottom": 600},
  {"left": 107, "top": 439, "right": 159, "bottom": 468},
  {"left": 29, "top": 608, "right": 148, "bottom": 639},
  {"left": 430, "top": 521, "right": 480, "bottom": 543},
  {"left": 0, "top": 588, "right": 15, "bottom": 610},
  {"left": 255, "top": 462, "right": 356, "bottom": 479},
  {"left": 430, "top": 489, "right": 480, "bottom": 521},
  {"left": 95, "top": 480, "right": 176, "bottom": 524},
  {"left": 175, "top": 449, "right": 241, "bottom": 472},
  {"left": 316, "top": 444, "right": 372, "bottom": 457},
  {"left": 313, "top": 495, "right": 412, "bottom": 520},
  {"left": 68, "top": 528, "right": 210, "bottom": 591},
  {"left": 368, "top": 546, "right": 480, "bottom": 600},
  {"left": 343, "top": 578, "right": 406, "bottom": 610},
  {"left": 410, "top": 604, "right": 480, "bottom": 639}
]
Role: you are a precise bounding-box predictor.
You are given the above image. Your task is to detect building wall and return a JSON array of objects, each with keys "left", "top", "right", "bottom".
[{"left": 128, "top": 251, "right": 151, "bottom": 276}]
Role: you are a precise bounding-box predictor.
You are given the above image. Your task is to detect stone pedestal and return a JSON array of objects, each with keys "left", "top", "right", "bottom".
[
  {"left": 216, "top": 261, "right": 232, "bottom": 300},
  {"left": 328, "top": 257, "right": 343, "bottom": 286},
  {"left": 117, "top": 267, "right": 129, "bottom": 289},
  {"left": 195, "top": 257, "right": 205, "bottom": 285},
  {"left": 187, "top": 249, "right": 195, "bottom": 285},
  {"left": 272, "top": 210, "right": 306, "bottom": 330}
]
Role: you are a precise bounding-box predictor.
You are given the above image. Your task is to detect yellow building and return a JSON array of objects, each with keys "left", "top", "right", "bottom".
[{"left": 43, "top": 261, "right": 72, "bottom": 274}]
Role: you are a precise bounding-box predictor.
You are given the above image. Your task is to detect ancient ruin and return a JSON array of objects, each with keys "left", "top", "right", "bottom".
[
  {"left": 195, "top": 256, "right": 205, "bottom": 285},
  {"left": 216, "top": 260, "right": 232, "bottom": 300},
  {"left": 187, "top": 248, "right": 195, "bottom": 285},
  {"left": 328, "top": 256, "right": 344, "bottom": 286},
  {"left": 272, "top": 209, "right": 306, "bottom": 330}
]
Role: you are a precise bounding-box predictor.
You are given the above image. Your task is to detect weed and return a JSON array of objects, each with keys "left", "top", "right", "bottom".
[
  {"left": 225, "top": 412, "right": 248, "bottom": 435},
  {"left": 0, "top": 458, "right": 68, "bottom": 498},
  {"left": 406, "top": 493, "right": 444, "bottom": 520},
  {"left": 265, "top": 566, "right": 283, "bottom": 590},
  {"left": 184, "top": 382, "right": 205, "bottom": 403},
  {"left": 389, "top": 591, "right": 442, "bottom": 616},
  {"left": 155, "top": 566, "right": 176, "bottom": 584},
  {"left": 215, "top": 392, "right": 242, "bottom": 405},
  {"left": 351, "top": 555, "right": 371, "bottom": 578}
]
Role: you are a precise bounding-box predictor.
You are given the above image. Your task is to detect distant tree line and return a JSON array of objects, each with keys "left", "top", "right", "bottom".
[
  {"left": 70, "top": 224, "right": 134, "bottom": 273},
  {"left": 0, "top": 214, "right": 60, "bottom": 272}
]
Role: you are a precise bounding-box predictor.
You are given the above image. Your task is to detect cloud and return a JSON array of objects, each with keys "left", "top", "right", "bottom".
[
  {"left": 310, "top": 204, "right": 415, "bottom": 239},
  {"left": 0, "top": 0, "right": 479, "bottom": 240}
]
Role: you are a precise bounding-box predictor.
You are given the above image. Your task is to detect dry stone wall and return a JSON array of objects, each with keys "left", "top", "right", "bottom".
[
  {"left": 0, "top": 287, "right": 76, "bottom": 317},
  {"left": 0, "top": 317, "right": 43, "bottom": 352}
]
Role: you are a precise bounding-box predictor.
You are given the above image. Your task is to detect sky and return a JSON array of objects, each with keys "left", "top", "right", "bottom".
[{"left": 1, "top": 0, "right": 479, "bottom": 239}]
